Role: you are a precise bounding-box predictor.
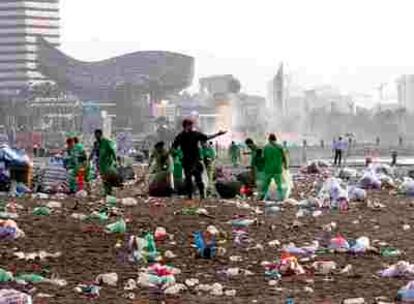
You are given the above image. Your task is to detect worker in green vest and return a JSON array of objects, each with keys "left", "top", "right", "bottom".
[
  {"left": 245, "top": 138, "right": 266, "bottom": 189},
  {"left": 94, "top": 129, "right": 117, "bottom": 195},
  {"left": 64, "top": 137, "right": 77, "bottom": 193},
  {"left": 261, "top": 133, "right": 288, "bottom": 201},
  {"left": 171, "top": 147, "right": 184, "bottom": 181},
  {"left": 229, "top": 141, "right": 240, "bottom": 167},
  {"left": 201, "top": 141, "right": 216, "bottom": 196}
]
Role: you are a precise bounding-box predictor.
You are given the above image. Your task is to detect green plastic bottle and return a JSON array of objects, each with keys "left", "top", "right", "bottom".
[
  {"left": 105, "top": 218, "right": 126, "bottom": 234},
  {"left": 0, "top": 268, "right": 13, "bottom": 282},
  {"left": 145, "top": 232, "right": 156, "bottom": 253},
  {"left": 32, "top": 206, "right": 51, "bottom": 216},
  {"left": 87, "top": 211, "right": 109, "bottom": 222},
  {"left": 15, "top": 273, "right": 46, "bottom": 283},
  {"left": 105, "top": 195, "right": 117, "bottom": 207},
  {"left": 381, "top": 247, "right": 401, "bottom": 257}
]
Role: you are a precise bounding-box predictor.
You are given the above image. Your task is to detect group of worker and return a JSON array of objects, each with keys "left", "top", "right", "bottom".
[
  {"left": 62, "top": 117, "right": 291, "bottom": 201},
  {"left": 148, "top": 121, "right": 220, "bottom": 198},
  {"left": 149, "top": 118, "right": 290, "bottom": 201},
  {"left": 244, "top": 134, "right": 290, "bottom": 200},
  {"left": 64, "top": 129, "right": 117, "bottom": 195}
]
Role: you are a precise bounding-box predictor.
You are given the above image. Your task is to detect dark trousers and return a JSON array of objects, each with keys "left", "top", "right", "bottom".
[
  {"left": 183, "top": 161, "right": 205, "bottom": 199},
  {"left": 334, "top": 150, "right": 342, "bottom": 166}
]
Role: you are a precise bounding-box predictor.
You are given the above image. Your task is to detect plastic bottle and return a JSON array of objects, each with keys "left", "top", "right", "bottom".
[
  {"left": 87, "top": 212, "right": 108, "bottom": 222},
  {"left": 381, "top": 247, "right": 401, "bottom": 257},
  {"left": 105, "top": 219, "right": 126, "bottom": 234},
  {"left": 105, "top": 195, "right": 117, "bottom": 207},
  {"left": 342, "top": 298, "right": 365, "bottom": 304},
  {"left": 32, "top": 206, "right": 51, "bottom": 216},
  {"left": 285, "top": 297, "right": 294, "bottom": 304},
  {"left": 396, "top": 288, "right": 414, "bottom": 302},
  {"left": 77, "top": 169, "right": 85, "bottom": 191},
  {"left": 145, "top": 232, "right": 156, "bottom": 253},
  {"left": 15, "top": 273, "right": 46, "bottom": 283},
  {"left": 0, "top": 211, "right": 19, "bottom": 220},
  {"left": 0, "top": 268, "right": 13, "bottom": 282}
]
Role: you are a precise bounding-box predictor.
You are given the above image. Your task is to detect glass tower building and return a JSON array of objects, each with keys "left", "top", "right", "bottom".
[{"left": 0, "top": 0, "right": 60, "bottom": 93}]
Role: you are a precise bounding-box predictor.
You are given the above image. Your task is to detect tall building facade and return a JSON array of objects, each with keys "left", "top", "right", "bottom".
[
  {"left": 0, "top": 0, "right": 60, "bottom": 93},
  {"left": 269, "top": 62, "right": 286, "bottom": 117},
  {"left": 397, "top": 75, "right": 414, "bottom": 113}
]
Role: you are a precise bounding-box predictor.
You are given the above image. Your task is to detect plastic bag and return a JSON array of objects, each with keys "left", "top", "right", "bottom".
[
  {"left": 348, "top": 186, "right": 367, "bottom": 202},
  {"left": 265, "top": 179, "right": 278, "bottom": 201},
  {"left": 400, "top": 178, "right": 414, "bottom": 196},
  {"left": 349, "top": 236, "right": 370, "bottom": 253},
  {"left": 0, "top": 289, "right": 32, "bottom": 304},
  {"left": 397, "top": 281, "right": 414, "bottom": 302},
  {"left": 358, "top": 169, "right": 381, "bottom": 189},
  {"left": 329, "top": 235, "right": 350, "bottom": 251},
  {"left": 282, "top": 170, "right": 293, "bottom": 199},
  {"left": 194, "top": 231, "right": 216, "bottom": 259}
]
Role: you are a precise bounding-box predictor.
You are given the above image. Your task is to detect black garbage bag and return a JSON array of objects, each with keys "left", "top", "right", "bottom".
[
  {"left": 215, "top": 180, "right": 242, "bottom": 199},
  {"left": 118, "top": 166, "right": 135, "bottom": 181},
  {"left": 237, "top": 171, "right": 253, "bottom": 185},
  {"left": 149, "top": 171, "right": 173, "bottom": 197}
]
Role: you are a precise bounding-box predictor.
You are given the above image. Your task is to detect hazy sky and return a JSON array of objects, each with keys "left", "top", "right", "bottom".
[{"left": 60, "top": 0, "right": 414, "bottom": 98}]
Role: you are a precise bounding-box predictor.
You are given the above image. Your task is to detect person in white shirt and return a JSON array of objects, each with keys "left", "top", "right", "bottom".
[{"left": 333, "top": 137, "right": 347, "bottom": 167}]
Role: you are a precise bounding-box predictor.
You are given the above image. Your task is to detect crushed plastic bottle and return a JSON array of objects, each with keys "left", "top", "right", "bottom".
[
  {"left": 75, "top": 284, "right": 101, "bottom": 299},
  {"left": 105, "top": 219, "right": 126, "bottom": 234},
  {"left": 381, "top": 247, "right": 401, "bottom": 257},
  {"left": 229, "top": 217, "right": 255, "bottom": 228},
  {"left": 15, "top": 273, "right": 46, "bottom": 284},
  {"left": 121, "top": 197, "right": 138, "bottom": 207},
  {"left": 143, "top": 232, "right": 159, "bottom": 262},
  {"left": 0, "top": 268, "right": 13, "bottom": 282},
  {"left": 105, "top": 195, "right": 117, "bottom": 207},
  {"left": 32, "top": 206, "right": 51, "bottom": 216},
  {"left": 342, "top": 298, "right": 366, "bottom": 304},
  {"left": 87, "top": 211, "right": 109, "bottom": 222}
]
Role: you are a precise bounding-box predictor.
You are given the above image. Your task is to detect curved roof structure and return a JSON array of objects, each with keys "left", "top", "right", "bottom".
[{"left": 36, "top": 37, "right": 194, "bottom": 100}]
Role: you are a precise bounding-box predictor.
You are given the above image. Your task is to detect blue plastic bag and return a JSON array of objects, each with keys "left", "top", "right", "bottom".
[{"left": 194, "top": 231, "right": 216, "bottom": 259}]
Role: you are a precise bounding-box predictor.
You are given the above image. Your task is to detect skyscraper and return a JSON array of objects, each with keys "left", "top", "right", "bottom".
[
  {"left": 397, "top": 75, "right": 414, "bottom": 113},
  {"left": 0, "top": 0, "right": 60, "bottom": 93},
  {"left": 269, "top": 62, "right": 287, "bottom": 117}
]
